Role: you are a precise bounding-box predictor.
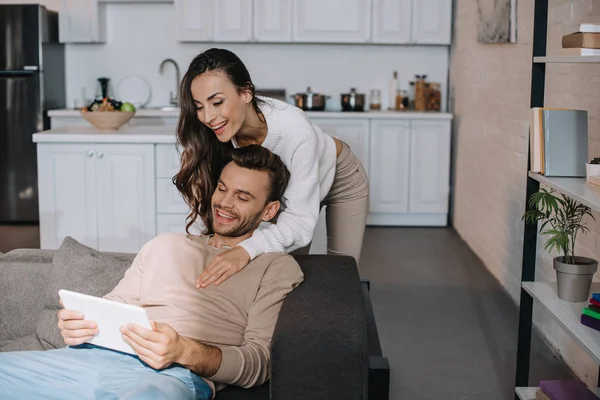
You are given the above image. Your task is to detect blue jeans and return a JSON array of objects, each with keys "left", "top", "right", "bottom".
[{"left": 0, "top": 344, "right": 213, "bottom": 400}]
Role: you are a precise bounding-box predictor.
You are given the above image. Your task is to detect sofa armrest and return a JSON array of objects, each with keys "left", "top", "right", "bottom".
[
  {"left": 270, "top": 255, "right": 367, "bottom": 400},
  {"left": 0, "top": 249, "right": 54, "bottom": 341}
]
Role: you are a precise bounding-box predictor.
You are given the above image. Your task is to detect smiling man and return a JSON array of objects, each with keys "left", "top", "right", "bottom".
[{"left": 0, "top": 145, "right": 304, "bottom": 400}]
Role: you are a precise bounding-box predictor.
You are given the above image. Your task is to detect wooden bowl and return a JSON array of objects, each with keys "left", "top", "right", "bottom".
[{"left": 80, "top": 111, "right": 135, "bottom": 130}]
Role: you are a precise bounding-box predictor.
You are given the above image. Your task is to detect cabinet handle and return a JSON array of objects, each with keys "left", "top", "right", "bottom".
[
  {"left": 96, "top": 152, "right": 104, "bottom": 159},
  {"left": 86, "top": 150, "right": 94, "bottom": 157}
]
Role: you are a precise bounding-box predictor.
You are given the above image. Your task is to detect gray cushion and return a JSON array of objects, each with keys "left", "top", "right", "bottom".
[
  {"left": 35, "top": 237, "right": 135, "bottom": 350},
  {"left": 1, "top": 334, "right": 45, "bottom": 352}
]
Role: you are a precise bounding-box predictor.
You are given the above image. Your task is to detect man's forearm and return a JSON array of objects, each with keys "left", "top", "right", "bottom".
[{"left": 177, "top": 336, "right": 222, "bottom": 378}]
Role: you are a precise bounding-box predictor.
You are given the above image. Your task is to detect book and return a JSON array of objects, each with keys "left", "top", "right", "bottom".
[
  {"left": 556, "top": 47, "right": 600, "bottom": 56},
  {"left": 562, "top": 32, "right": 600, "bottom": 49},
  {"left": 583, "top": 307, "right": 600, "bottom": 320},
  {"left": 539, "top": 379, "right": 600, "bottom": 399},
  {"left": 580, "top": 23, "right": 600, "bottom": 33},
  {"left": 581, "top": 314, "right": 600, "bottom": 332},
  {"left": 542, "top": 109, "right": 588, "bottom": 177}
]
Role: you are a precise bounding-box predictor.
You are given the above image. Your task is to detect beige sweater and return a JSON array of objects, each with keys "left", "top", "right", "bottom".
[{"left": 103, "top": 232, "right": 304, "bottom": 390}]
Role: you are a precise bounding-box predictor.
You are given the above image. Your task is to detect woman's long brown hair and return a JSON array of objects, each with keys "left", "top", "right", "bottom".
[{"left": 173, "top": 48, "right": 265, "bottom": 234}]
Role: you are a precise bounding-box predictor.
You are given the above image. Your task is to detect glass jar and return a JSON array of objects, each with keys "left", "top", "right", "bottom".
[
  {"left": 426, "top": 83, "right": 441, "bottom": 111},
  {"left": 414, "top": 75, "right": 427, "bottom": 112},
  {"left": 369, "top": 89, "right": 382, "bottom": 110}
]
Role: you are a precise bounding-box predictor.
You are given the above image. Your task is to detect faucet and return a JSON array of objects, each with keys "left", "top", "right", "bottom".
[{"left": 159, "top": 58, "right": 181, "bottom": 107}]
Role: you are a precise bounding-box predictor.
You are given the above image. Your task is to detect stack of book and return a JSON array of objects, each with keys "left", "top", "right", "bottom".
[
  {"left": 559, "top": 23, "right": 600, "bottom": 56},
  {"left": 529, "top": 108, "right": 588, "bottom": 177},
  {"left": 580, "top": 293, "right": 600, "bottom": 332},
  {"left": 536, "top": 380, "right": 599, "bottom": 399}
]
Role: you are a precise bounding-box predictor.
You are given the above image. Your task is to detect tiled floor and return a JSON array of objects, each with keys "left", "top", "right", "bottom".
[{"left": 0, "top": 224, "right": 572, "bottom": 399}]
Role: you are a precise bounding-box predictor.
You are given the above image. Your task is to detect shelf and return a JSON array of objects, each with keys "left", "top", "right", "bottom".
[
  {"left": 534, "top": 55, "right": 600, "bottom": 63},
  {"left": 516, "top": 386, "right": 600, "bottom": 399},
  {"left": 528, "top": 173, "right": 600, "bottom": 213},
  {"left": 522, "top": 281, "right": 600, "bottom": 364}
]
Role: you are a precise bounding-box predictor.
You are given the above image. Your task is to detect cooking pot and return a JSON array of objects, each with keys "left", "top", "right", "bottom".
[
  {"left": 290, "top": 87, "right": 329, "bottom": 111},
  {"left": 341, "top": 88, "right": 365, "bottom": 112}
]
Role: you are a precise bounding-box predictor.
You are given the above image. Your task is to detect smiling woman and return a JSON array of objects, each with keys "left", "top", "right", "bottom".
[{"left": 173, "top": 48, "right": 369, "bottom": 288}]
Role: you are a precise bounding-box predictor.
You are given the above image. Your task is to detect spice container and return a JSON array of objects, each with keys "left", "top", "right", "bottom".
[
  {"left": 369, "top": 89, "right": 382, "bottom": 110},
  {"left": 414, "top": 74, "right": 427, "bottom": 111},
  {"left": 427, "top": 83, "right": 441, "bottom": 111},
  {"left": 395, "top": 89, "right": 407, "bottom": 110}
]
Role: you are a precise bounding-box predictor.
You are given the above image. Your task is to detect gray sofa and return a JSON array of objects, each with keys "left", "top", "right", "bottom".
[{"left": 0, "top": 237, "right": 389, "bottom": 400}]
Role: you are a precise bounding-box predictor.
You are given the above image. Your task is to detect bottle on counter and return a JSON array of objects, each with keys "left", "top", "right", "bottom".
[{"left": 389, "top": 71, "right": 398, "bottom": 110}]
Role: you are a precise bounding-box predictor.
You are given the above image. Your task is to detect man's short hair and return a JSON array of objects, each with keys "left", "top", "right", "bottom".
[{"left": 230, "top": 145, "right": 291, "bottom": 210}]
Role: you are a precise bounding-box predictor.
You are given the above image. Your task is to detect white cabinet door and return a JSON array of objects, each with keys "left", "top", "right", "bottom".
[
  {"left": 292, "top": 0, "right": 371, "bottom": 43},
  {"left": 175, "top": 0, "right": 214, "bottom": 41},
  {"left": 59, "top": 0, "right": 104, "bottom": 43},
  {"left": 411, "top": 0, "right": 452, "bottom": 44},
  {"left": 409, "top": 120, "right": 451, "bottom": 213},
  {"left": 37, "top": 144, "right": 97, "bottom": 249},
  {"left": 94, "top": 144, "right": 156, "bottom": 253},
  {"left": 368, "top": 120, "right": 410, "bottom": 214},
  {"left": 371, "top": 0, "right": 412, "bottom": 44},
  {"left": 310, "top": 118, "right": 370, "bottom": 176},
  {"left": 215, "top": 0, "right": 253, "bottom": 41},
  {"left": 254, "top": 0, "right": 292, "bottom": 42}
]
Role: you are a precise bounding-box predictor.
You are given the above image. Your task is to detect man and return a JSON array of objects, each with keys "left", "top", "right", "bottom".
[{"left": 0, "top": 145, "right": 304, "bottom": 400}]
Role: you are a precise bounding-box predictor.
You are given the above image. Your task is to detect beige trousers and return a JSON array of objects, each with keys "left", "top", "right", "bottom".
[{"left": 292, "top": 141, "right": 369, "bottom": 265}]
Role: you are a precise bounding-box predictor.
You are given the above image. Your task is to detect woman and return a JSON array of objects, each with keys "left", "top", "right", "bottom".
[{"left": 174, "top": 48, "right": 369, "bottom": 288}]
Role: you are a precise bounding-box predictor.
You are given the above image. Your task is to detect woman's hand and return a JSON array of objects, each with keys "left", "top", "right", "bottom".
[
  {"left": 195, "top": 246, "right": 251, "bottom": 288},
  {"left": 57, "top": 308, "right": 98, "bottom": 346}
]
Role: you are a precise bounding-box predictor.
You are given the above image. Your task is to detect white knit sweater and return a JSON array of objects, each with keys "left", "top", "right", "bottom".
[{"left": 233, "top": 96, "right": 337, "bottom": 260}]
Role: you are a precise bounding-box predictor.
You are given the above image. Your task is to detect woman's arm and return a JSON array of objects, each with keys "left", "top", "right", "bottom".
[{"left": 238, "top": 133, "right": 323, "bottom": 259}]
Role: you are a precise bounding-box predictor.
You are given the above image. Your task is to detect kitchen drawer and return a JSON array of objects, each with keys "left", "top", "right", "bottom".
[
  {"left": 156, "top": 178, "right": 189, "bottom": 213},
  {"left": 156, "top": 144, "right": 181, "bottom": 178},
  {"left": 157, "top": 214, "right": 204, "bottom": 235}
]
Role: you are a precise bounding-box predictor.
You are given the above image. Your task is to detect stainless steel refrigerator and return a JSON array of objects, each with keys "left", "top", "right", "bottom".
[{"left": 0, "top": 4, "right": 65, "bottom": 223}]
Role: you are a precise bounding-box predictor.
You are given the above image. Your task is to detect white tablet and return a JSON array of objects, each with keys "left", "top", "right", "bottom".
[{"left": 58, "top": 289, "right": 151, "bottom": 355}]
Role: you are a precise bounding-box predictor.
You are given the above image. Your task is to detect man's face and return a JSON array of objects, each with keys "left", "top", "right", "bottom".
[{"left": 210, "top": 162, "right": 276, "bottom": 237}]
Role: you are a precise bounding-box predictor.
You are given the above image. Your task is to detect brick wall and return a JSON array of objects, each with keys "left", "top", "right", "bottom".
[{"left": 450, "top": 0, "right": 600, "bottom": 386}]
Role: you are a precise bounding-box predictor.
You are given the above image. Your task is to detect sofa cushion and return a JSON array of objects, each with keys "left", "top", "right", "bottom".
[
  {"left": 0, "top": 334, "right": 46, "bottom": 353},
  {"left": 35, "top": 237, "right": 135, "bottom": 350}
]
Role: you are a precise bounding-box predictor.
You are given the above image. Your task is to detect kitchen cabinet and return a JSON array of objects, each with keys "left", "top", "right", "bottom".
[
  {"left": 37, "top": 143, "right": 156, "bottom": 253},
  {"left": 368, "top": 120, "right": 410, "bottom": 216},
  {"left": 409, "top": 120, "right": 451, "bottom": 213},
  {"left": 292, "top": 0, "right": 371, "bottom": 43},
  {"left": 371, "top": 0, "right": 412, "bottom": 44},
  {"left": 175, "top": 0, "right": 252, "bottom": 42},
  {"left": 309, "top": 119, "right": 370, "bottom": 175},
  {"left": 254, "top": 0, "right": 293, "bottom": 42},
  {"left": 371, "top": 0, "right": 452, "bottom": 44},
  {"left": 59, "top": 0, "right": 105, "bottom": 43},
  {"left": 411, "top": 0, "right": 452, "bottom": 45}
]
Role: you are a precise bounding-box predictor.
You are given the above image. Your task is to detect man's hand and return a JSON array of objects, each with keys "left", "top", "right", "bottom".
[
  {"left": 120, "top": 320, "right": 183, "bottom": 370},
  {"left": 195, "top": 246, "right": 250, "bottom": 288},
  {"left": 57, "top": 308, "right": 98, "bottom": 346}
]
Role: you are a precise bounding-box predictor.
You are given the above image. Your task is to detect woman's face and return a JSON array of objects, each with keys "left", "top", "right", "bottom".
[{"left": 190, "top": 71, "right": 252, "bottom": 143}]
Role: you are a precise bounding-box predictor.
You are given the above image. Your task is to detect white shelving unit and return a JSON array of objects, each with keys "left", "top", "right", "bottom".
[
  {"left": 534, "top": 55, "right": 600, "bottom": 63},
  {"left": 516, "top": 386, "right": 600, "bottom": 399},
  {"left": 528, "top": 173, "right": 600, "bottom": 212},
  {"left": 515, "top": 1, "right": 600, "bottom": 398},
  {"left": 523, "top": 282, "right": 600, "bottom": 364}
]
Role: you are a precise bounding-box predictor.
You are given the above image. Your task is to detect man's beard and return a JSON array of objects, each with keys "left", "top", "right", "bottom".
[{"left": 211, "top": 205, "right": 263, "bottom": 237}]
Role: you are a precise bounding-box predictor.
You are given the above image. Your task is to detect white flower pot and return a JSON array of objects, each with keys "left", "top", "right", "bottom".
[{"left": 586, "top": 163, "right": 600, "bottom": 182}]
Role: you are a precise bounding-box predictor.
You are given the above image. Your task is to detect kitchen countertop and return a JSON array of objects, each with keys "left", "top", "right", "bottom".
[
  {"left": 48, "top": 108, "right": 454, "bottom": 120},
  {"left": 32, "top": 125, "right": 178, "bottom": 143}
]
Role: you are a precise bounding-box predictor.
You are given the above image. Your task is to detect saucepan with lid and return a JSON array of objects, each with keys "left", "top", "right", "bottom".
[
  {"left": 341, "top": 87, "right": 365, "bottom": 112},
  {"left": 290, "top": 87, "right": 330, "bottom": 111}
]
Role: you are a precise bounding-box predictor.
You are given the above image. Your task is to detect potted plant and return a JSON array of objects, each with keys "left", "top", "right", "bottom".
[
  {"left": 523, "top": 188, "right": 598, "bottom": 302},
  {"left": 586, "top": 157, "right": 600, "bottom": 182}
]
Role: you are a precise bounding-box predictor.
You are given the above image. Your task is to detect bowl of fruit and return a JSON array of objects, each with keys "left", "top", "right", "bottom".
[{"left": 80, "top": 97, "right": 137, "bottom": 130}]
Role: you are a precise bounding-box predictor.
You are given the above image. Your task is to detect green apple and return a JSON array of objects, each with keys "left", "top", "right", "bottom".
[{"left": 120, "top": 102, "right": 136, "bottom": 112}]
